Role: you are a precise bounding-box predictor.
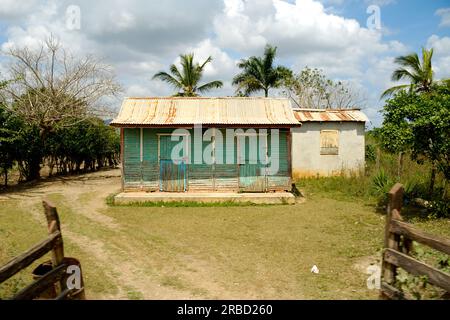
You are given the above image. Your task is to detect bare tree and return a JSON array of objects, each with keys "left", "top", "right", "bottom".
[
  {"left": 0, "top": 36, "right": 121, "bottom": 179},
  {"left": 282, "top": 67, "right": 366, "bottom": 109},
  {"left": 1, "top": 36, "right": 121, "bottom": 134}
]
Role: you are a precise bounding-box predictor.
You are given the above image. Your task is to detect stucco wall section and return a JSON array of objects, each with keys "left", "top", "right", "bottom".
[{"left": 291, "top": 122, "right": 365, "bottom": 178}]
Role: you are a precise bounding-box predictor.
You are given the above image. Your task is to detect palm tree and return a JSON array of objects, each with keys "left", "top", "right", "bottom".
[
  {"left": 153, "top": 53, "right": 223, "bottom": 97},
  {"left": 381, "top": 48, "right": 436, "bottom": 99},
  {"left": 232, "top": 45, "right": 292, "bottom": 97}
]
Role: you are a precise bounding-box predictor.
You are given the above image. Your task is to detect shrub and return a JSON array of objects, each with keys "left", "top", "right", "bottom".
[
  {"left": 427, "top": 200, "right": 450, "bottom": 219},
  {"left": 365, "top": 144, "right": 376, "bottom": 162},
  {"left": 371, "top": 170, "right": 392, "bottom": 196}
]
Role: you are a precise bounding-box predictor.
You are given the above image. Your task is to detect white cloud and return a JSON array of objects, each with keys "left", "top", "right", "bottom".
[
  {"left": 0, "top": 0, "right": 423, "bottom": 127},
  {"left": 0, "top": 0, "right": 38, "bottom": 20},
  {"left": 427, "top": 35, "right": 450, "bottom": 80},
  {"left": 436, "top": 8, "right": 450, "bottom": 27},
  {"left": 185, "top": 39, "right": 237, "bottom": 79}
]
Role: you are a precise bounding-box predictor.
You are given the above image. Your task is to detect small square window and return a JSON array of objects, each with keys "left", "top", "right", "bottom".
[{"left": 320, "top": 130, "right": 339, "bottom": 155}]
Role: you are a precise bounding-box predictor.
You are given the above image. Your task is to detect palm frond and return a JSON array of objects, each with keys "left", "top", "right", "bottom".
[
  {"left": 391, "top": 68, "right": 417, "bottom": 82},
  {"left": 421, "top": 47, "right": 434, "bottom": 85},
  {"left": 199, "top": 56, "right": 213, "bottom": 70},
  {"left": 169, "top": 64, "right": 183, "bottom": 83},
  {"left": 395, "top": 53, "right": 421, "bottom": 71},
  {"left": 152, "top": 71, "right": 182, "bottom": 89},
  {"left": 197, "top": 80, "right": 223, "bottom": 93},
  {"left": 263, "top": 45, "right": 277, "bottom": 75},
  {"left": 380, "top": 84, "right": 411, "bottom": 99}
]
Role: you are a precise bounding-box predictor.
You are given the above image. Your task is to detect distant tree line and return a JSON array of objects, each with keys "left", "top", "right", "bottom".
[
  {"left": 0, "top": 102, "right": 120, "bottom": 186},
  {"left": 0, "top": 36, "right": 121, "bottom": 187}
]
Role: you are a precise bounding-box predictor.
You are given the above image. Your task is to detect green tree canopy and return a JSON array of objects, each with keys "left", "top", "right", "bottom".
[
  {"left": 379, "top": 85, "right": 450, "bottom": 189},
  {"left": 153, "top": 53, "right": 223, "bottom": 97},
  {"left": 232, "top": 44, "right": 292, "bottom": 97}
]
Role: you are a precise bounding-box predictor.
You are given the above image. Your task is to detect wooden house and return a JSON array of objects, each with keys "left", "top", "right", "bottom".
[{"left": 110, "top": 97, "right": 301, "bottom": 192}]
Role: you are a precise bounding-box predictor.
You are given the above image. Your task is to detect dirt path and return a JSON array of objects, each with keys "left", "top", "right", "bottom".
[
  {"left": 1, "top": 169, "right": 227, "bottom": 299},
  {"left": 1, "top": 170, "right": 153, "bottom": 298},
  {"left": 1, "top": 169, "right": 385, "bottom": 300}
]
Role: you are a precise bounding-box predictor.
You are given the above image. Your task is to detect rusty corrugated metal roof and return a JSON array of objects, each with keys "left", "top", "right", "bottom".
[
  {"left": 111, "top": 97, "right": 301, "bottom": 127},
  {"left": 293, "top": 108, "right": 368, "bottom": 122}
]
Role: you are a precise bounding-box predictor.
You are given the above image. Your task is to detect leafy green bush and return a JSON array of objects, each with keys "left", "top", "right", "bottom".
[
  {"left": 365, "top": 144, "right": 376, "bottom": 162},
  {"left": 427, "top": 200, "right": 450, "bottom": 219},
  {"left": 371, "top": 170, "right": 392, "bottom": 196}
]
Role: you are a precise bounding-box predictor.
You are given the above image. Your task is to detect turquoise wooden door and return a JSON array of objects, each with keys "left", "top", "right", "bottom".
[
  {"left": 159, "top": 135, "right": 187, "bottom": 192},
  {"left": 238, "top": 134, "right": 267, "bottom": 192}
]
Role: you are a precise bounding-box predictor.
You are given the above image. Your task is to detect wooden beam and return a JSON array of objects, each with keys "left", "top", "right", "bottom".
[
  {"left": 388, "top": 183, "right": 404, "bottom": 212},
  {"left": 55, "top": 287, "right": 75, "bottom": 300},
  {"left": 43, "top": 200, "right": 61, "bottom": 232},
  {"left": 381, "top": 281, "right": 406, "bottom": 300},
  {"left": 390, "top": 219, "right": 450, "bottom": 255},
  {"left": 12, "top": 263, "right": 67, "bottom": 300},
  {"left": 384, "top": 248, "right": 450, "bottom": 292},
  {"left": 382, "top": 185, "right": 403, "bottom": 284},
  {"left": 42, "top": 201, "right": 64, "bottom": 267},
  {"left": 0, "top": 231, "right": 62, "bottom": 284}
]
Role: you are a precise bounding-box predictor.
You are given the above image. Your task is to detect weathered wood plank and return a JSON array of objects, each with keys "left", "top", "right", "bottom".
[
  {"left": 381, "top": 281, "right": 406, "bottom": 300},
  {"left": 43, "top": 201, "right": 64, "bottom": 267},
  {"left": 0, "top": 231, "right": 62, "bottom": 283},
  {"left": 388, "top": 183, "right": 404, "bottom": 212},
  {"left": 390, "top": 219, "right": 450, "bottom": 255},
  {"left": 382, "top": 186, "right": 403, "bottom": 284},
  {"left": 12, "top": 263, "right": 67, "bottom": 300},
  {"left": 384, "top": 248, "right": 450, "bottom": 292},
  {"left": 55, "top": 287, "right": 74, "bottom": 300}
]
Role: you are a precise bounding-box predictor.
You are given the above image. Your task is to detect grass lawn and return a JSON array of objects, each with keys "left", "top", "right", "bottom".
[{"left": 0, "top": 171, "right": 449, "bottom": 299}]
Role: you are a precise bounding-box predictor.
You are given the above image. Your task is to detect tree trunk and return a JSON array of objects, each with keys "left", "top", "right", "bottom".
[
  {"left": 443, "top": 178, "right": 447, "bottom": 200},
  {"left": 27, "top": 159, "right": 41, "bottom": 181},
  {"left": 264, "top": 88, "right": 268, "bottom": 97},
  {"left": 429, "top": 161, "right": 436, "bottom": 196},
  {"left": 3, "top": 168, "right": 7, "bottom": 187},
  {"left": 397, "top": 151, "right": 404, "bottom": 180},
  {"left": 48, "top": 158, "right": 54, "bottom": 177}
]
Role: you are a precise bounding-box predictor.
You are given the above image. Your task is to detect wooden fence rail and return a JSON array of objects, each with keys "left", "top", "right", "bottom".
[
  {"left": 0, "top": 200, "right": 85, "bottom": 300},
  {"left": 381, "top": 183, "right": 450, "bottom": 299}
]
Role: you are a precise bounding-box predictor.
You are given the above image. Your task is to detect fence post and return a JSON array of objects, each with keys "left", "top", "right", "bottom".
[
  {"left": 382, "top": 183, "right": 403, "bottom": 288},
  {"left": 43, "top": 200, "right": 65, "bottom": 295},
  {"left": 43, "top": 200, "right": 65, "bottom": 266}
]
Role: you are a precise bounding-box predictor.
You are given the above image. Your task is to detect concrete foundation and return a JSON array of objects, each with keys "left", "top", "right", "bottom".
[{"left": 114, "top": 192, "right": 296, "bottom": 205}]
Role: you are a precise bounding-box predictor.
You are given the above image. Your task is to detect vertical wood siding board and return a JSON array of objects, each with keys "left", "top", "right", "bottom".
[
  {"left": 120, "top": 128, "right": 124, "bottom": 191},
  {"left": 123, "top": 128, "right": 142, "bottom": 183},
  {"left": 266, "top": 130, "right": 289, "bottom": 189},
  {"left": 140, "top": 129, "right": 159, "bottom": 189}
]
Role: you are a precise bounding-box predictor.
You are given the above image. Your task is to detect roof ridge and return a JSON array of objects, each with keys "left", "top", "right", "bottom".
[{"left": 123, "top": 96, "right": 290, "bottom": 100}]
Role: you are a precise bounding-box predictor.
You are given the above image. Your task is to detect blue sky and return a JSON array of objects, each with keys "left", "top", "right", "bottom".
[
  {"left": 340, "top": 0, "right": 449, "bottom": 45},
  {"left": 0, "top": 0, "right": 449, "bottom": 127}
]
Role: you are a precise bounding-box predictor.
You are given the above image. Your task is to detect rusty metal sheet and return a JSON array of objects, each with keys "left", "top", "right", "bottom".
[
  {"left": 111, "top": 97, "right": 301, "bottom": 126},
  {"left": 293, "top": 109, "right": 368, "bottom": 122}
]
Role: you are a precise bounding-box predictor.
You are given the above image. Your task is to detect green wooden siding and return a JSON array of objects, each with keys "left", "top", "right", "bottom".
[
  {"left": 238, "top": 134, "right": 267, "bottom": 192},
  {"left": 123, "top": 128, "right": 141, "bottom": 185},
  {"left": 159, "top": 134, "right": 187, "bottom": 191},
  {"left": 122, "top": 128, "right": 290, "bottom": 191},
  {"left": 188, "top": 129, "right": 214, "bottom": 191},
  {"left": 267, "top": 130, "right": 290, "bottom": 191},
  {"left": 214, "top": 129, "right": 238, "bottom": 191},
  {"left": 142, "top": 129, "right": 158, "bottom": 189}
]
